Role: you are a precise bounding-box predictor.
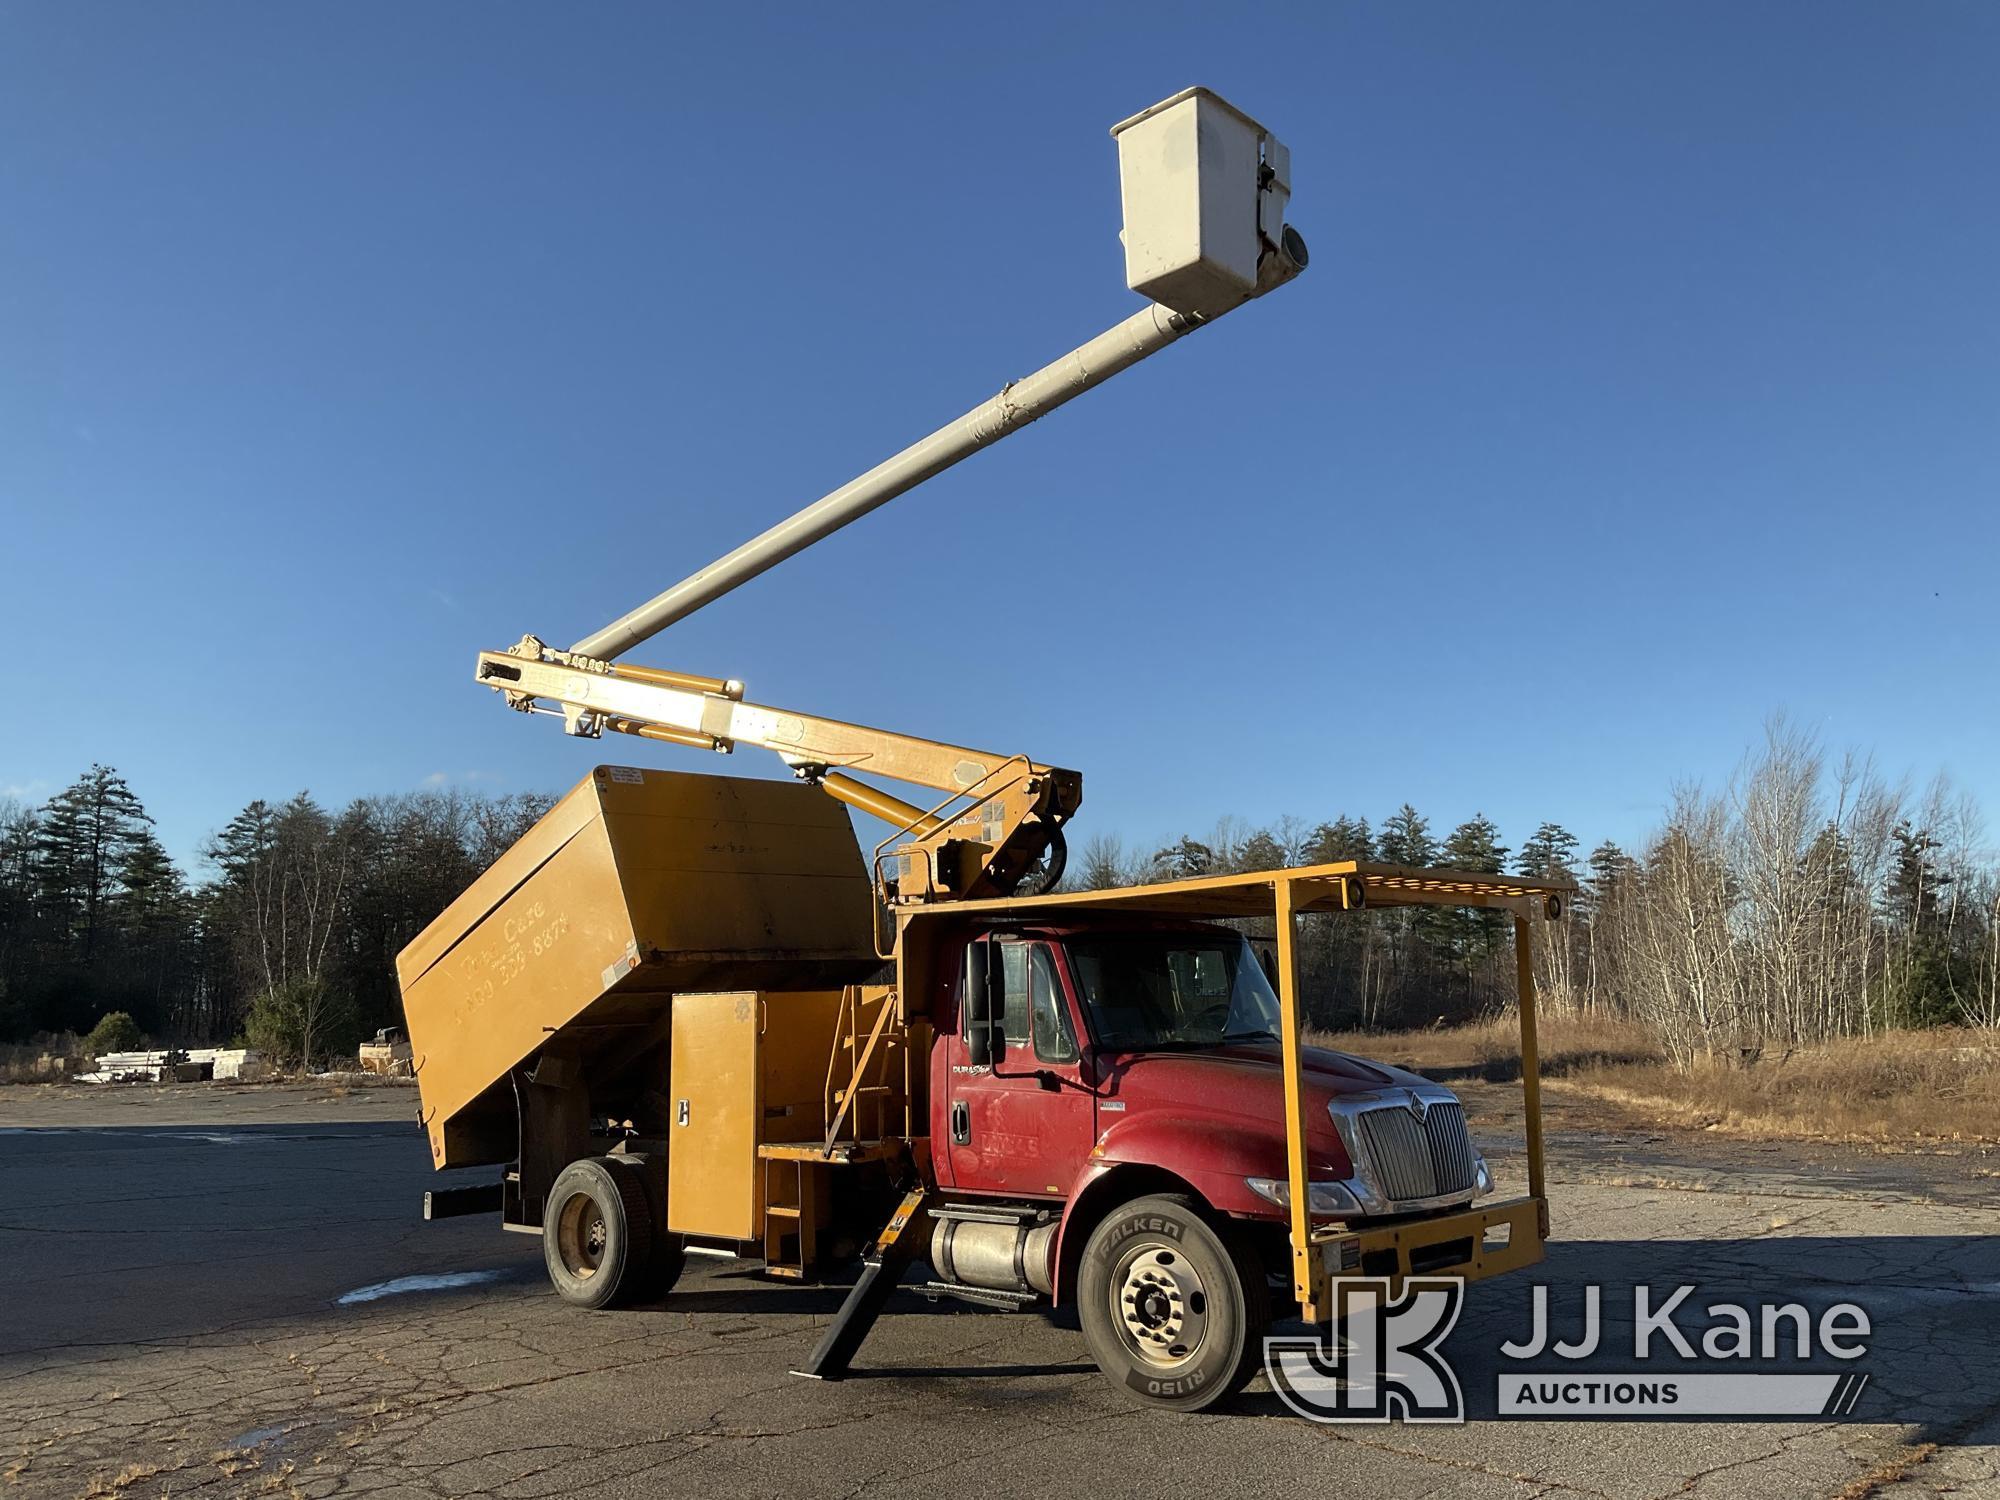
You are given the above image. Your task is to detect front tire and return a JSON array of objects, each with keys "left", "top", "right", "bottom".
[
  {"left": 1077, "top": 1192, "right": 1269, "bottom": 1411},
  {"left": 543, "top": 1157, "right": 653, "bottom": 1310}
]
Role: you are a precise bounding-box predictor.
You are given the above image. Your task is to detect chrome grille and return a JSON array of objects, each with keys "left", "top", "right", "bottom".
[{"left": 1353, "top": 1100, "right": 1476, "bottom": 1203}]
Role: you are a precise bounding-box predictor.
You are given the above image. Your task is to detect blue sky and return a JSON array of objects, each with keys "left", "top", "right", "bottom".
[{"left": 3, "top": 3, "right": 1995, "bottom": 873}]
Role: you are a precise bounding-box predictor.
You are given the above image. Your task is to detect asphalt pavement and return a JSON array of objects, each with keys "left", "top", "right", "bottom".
[{"left": 1, "top": 1083, "right": 1995, "bottom": 1499}]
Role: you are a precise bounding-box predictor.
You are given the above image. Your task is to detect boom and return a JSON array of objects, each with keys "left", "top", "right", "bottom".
[
  {"left": 478, "top": 635, "right": 1080, "bottom": 902},
  {"left": 478, "top": 88, "right": 1305, "bottom": 905}
]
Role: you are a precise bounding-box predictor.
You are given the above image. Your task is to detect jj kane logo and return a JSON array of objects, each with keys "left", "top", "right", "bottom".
[
  {"left": 1265, "top": 1281, "right": 1873, "bottom": 1423},
  {"left": 1266, "top": 1279, "right": 1467, "bottom": 1422}
]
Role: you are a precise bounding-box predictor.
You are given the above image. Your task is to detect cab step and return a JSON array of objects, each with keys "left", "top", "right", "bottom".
[{"left": 917, "top": 1280, "right": 1042, "bottom": 1312}]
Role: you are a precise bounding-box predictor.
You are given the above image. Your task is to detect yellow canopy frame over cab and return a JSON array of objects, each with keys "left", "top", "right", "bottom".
[{"left": 922, "top": 859, "right": 1574, "bottom": 1320}]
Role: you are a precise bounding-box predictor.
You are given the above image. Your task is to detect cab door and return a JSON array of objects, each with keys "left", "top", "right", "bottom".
[{"left": 944, "top": 938, "right": 1096, "bottom": 1199}]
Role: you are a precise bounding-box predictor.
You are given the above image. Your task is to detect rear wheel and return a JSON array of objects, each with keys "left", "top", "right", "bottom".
[
  {"left": 543, "top": 1157, "right": 653, "bottom": 1310},
  {"left": 607, "top": 1151, "right": 685, "bottom": 1299},
  {"left": 1077, "top": 1193, "right": 1268, "bottom": 1411}
]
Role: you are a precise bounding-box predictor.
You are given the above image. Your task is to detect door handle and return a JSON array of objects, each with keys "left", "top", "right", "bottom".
[
  {"left": 676, "top": 1098, "right": 690, "bottom": 1127},
  {"left": 950, "top": 1099, "right": 970, "bottom": 1146}
]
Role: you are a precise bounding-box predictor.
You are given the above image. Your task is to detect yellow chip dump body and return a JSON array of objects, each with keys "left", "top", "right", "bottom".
[{"left": 397, "top": 765, "right": 880, "bottom": 1169}]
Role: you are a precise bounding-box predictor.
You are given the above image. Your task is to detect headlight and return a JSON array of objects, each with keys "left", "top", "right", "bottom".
[
  {"left": 1245, "top": 1176, "right": 1363, "bottom": 1216},
  {"left": 1474, "top": 1157, "right": 1494, "bottom": 1197}
]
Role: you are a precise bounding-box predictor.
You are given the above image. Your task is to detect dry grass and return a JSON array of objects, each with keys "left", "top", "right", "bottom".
[
  {"left": 1831, "top": 1442, "right": 1939, "bottom": 1499},
  {"left": 1315, "top": 1016, "right": 2000, "bottom": 1144},
  {"left": 1569, "top": 1028, "right": 2000, "bottom": 1143},
  {"left": 1310, "top": 1013, "right": 1664, "bottom": 1081},
  {"left": 0, "top": 1041, "right": 85, "bottom": 1085},
  {"left": 1593, "top": 1173, "right": 1717, "bottom": 1193},
  {"left": 83, "top": 1462, "right": 162, "bottom": 1496}
]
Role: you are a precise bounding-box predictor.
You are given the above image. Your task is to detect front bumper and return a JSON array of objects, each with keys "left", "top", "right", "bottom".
[{"left": 1307, "top": 1195, "right": 1545, "bottom": 1313}]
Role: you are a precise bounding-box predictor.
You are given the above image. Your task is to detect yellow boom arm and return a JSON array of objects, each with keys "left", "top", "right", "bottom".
[
  {"left": 477, "top": 636, "right": 1080, "bottom": 903},
  {"left": 470, "top": 96, "right": 1305, "bottom": 907}
]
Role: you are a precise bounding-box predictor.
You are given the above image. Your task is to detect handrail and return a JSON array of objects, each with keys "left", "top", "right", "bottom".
[{"left": 868, "top": 755, "right": 1037, "bottom": 891}]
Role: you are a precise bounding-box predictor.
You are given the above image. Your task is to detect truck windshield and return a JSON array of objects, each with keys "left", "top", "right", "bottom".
[{"left": 1063, "top": 933, "right": 1283, "bottom": 1052}]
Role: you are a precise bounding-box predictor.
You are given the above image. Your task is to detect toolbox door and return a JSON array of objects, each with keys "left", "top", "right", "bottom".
[{"left": 668, "top": 991, "right": 761, "bottom": 1240}]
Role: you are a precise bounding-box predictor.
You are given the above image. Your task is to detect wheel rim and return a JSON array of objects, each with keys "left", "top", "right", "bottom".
[
  {"left": 1110, "top": 1239, "right": 1210, "bottom": 1372},
  {"left": 554, "top": 1191, "right": 608, "bottom": 1280}
]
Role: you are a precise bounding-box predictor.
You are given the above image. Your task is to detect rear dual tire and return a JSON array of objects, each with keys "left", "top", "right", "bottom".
[{"left": 542, "top": 1155, "right": 683, "bottom": 1309}]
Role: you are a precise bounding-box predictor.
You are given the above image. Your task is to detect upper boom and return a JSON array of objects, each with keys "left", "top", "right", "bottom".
[
  {"left": 481, "top": 88, "right": 1305, "bottom": 905},
  {"left": 570, "top": 88, "right": 1305, "bottom": 664}
]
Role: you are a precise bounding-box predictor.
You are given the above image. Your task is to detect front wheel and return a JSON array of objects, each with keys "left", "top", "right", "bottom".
[{"left": 1076, "top": 1193, "right": 1269, "bottom": 1411}]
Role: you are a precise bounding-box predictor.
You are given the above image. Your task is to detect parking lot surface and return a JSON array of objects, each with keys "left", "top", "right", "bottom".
[{"left": 1, "top": 1084, "right": 1994, "bottom": 1498}]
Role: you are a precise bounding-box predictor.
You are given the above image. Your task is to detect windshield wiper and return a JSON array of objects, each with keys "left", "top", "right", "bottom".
[{"left": 1222, "top": 1028, "right": 1279, "bottom": 1043}]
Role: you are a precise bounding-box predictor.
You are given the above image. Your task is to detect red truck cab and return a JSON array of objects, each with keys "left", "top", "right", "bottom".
[{"left": 916, "top": 914, "right": 1497, "bottom": 1406}]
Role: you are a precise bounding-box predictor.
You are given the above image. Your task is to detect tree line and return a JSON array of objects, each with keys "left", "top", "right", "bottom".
[
  {"left": 3, "top": 719, "right": 1994, "bottom": 1067},
  {"left": 1067, "top": 721, "right": 2000, "bottom": 1059},
  {"left": 0, "top": 767, "right": 550, "bottom": 1065}
]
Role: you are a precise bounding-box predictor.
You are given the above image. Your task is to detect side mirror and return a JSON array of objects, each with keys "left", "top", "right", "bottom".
[{"left": 964, "top": 943, "right": 1001, "bottom": 1068}]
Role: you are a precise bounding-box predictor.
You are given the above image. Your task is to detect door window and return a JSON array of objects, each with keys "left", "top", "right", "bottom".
[
  {"left": 968, "top": 940, "right": 1080, "bottom": 1065},
  {"left": 1028, "top": 945, "right": 1078, "bottom": 1063}
]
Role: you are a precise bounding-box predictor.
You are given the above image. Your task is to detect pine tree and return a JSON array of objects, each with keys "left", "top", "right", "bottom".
[
  {"left": 0, "top": 803, "right": 37, "bottom": 977},
  {"left": 1307, "top": 816, "right": 1373, "bottom": 864},
  {"left": 1440, "top": 813, "right": 1508, "bottom": 875},
  {"left": 1586, "top": 840, "right": 1636, "bottom": 903},
  {"left": 1438, "top": 814, "right": 1511, "bottom": 969},
  {"left": 113, "top": 828, "right": 190, "bottom": 1035},
  {"left": 203, "top": 799, "right": 283, "bottom": 1002},
  {"left": 1154, "top": 837, "right": 1216, "bottom": 879},
  {"left": 1235, "top": 830, "right": 1288, "bottom": 872},
  {"left": 1371, "top": 806, "right": 1443, "bottom": 1001},
  {"left": 1375, "top": 805, "right": 1435, "bottom": 868},
  {"left": 1885, "top": 822, "right": 1949, "bottom": 936},
  {"left": 205, "top": 799, "right": 280, "bottom": 898},
  {"left": 0, "top": 772, "right": 578, "bottom": 1047},
  {"left": 1881, "top": 821, "right": 1960, "bottom": 1025},
  {"left": 32, "top": 766, "right": 154, "bottom": 962},
  {"left": 117, "top": 830, "right": 184, "bottom": 925},
  {"left": 1516, "top": 822, "right": 1580, "bottom": 880}
]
